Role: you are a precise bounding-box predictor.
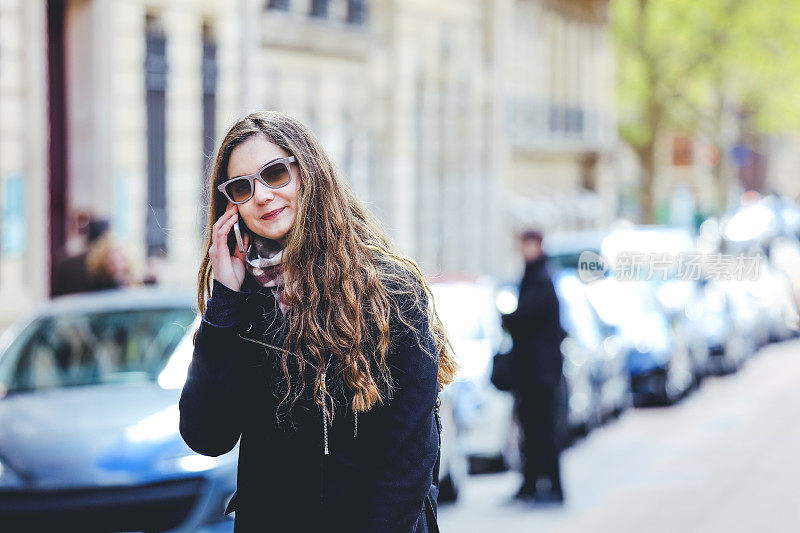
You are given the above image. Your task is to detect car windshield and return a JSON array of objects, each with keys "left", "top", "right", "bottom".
[{"left": 0, "top": 307, "right": 196, "bottom": 394}]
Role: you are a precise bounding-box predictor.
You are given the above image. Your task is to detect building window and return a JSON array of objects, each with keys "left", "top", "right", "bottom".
[
  {"left": 310, "top": 0, "right": 329, "bottom": 18},
  {"left": 346, "top": 0, "right": 366, "bottom": 24},
  {"left": 267, "top": 0, "right": 290, "bottom": 10},
  {"left": 201, "top": 23, "right": 217, "bottom": 234},
  {"left": 144, "top": 15, "right": 168, "bottom": 257}
]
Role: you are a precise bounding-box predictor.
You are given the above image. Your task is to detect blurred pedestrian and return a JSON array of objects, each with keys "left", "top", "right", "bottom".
[
  {"left": 52, "top": 218, "right": 132, "bottom": 296},
  {"left": 179, "top": 111, "right": 457, "bottom": 531},
  {"left": 85, "top": 230, "right": 133, "bottom": 290},
  {"left": 501, "top": 230, "right": 567, "bottom": 503}
]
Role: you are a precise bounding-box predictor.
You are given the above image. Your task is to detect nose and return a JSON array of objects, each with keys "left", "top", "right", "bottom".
[{"left": 252, "top": 179, "right": 275, "bottom": 203}]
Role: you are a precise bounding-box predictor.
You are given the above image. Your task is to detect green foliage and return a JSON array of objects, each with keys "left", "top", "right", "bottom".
[{"left": 611, "top": 0, "right": 800, "bottom": 146}]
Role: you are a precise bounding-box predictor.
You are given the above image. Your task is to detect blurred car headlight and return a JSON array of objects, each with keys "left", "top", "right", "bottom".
[
  {"left": 634, "top": 338, "right": 654, "bottom": 354},
  {"left": 157, "top": 452, "right": 224, "bottom": 474},
  {"left": 125, "top": 405, "right": 180, "bottom": 443},
  {"left": 0, "top": 457, "right": 23, "bottom": 488},
  {"left": 123, "top": 405, "right": 238, "bottom": 474},
  {"left": 496, "top": 289, "right": 518, "bottom": 315}
]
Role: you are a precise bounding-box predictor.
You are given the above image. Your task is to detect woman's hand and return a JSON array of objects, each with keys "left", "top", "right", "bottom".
[{"left": 209, "top": 203, "right": 250, "bottom": 292}]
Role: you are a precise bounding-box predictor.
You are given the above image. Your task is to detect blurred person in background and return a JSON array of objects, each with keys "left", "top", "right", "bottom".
[
  {"left": 52, "top": 218, "right": 132, "bottom": 296},
  {"left": 85, "top": 228, "right": 133, "bottom": 290},
  {"left": 501, "top": 230, "right": 567, "bottom": 503}
]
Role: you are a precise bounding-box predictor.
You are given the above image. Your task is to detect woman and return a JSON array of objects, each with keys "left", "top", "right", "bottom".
[{"left": 179, "top": 111, "right": 457, "bottom": 532}]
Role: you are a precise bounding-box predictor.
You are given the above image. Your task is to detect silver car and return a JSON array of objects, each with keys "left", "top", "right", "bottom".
[{"left": 0, "top": 288, "right": 237, "bottom": 532}]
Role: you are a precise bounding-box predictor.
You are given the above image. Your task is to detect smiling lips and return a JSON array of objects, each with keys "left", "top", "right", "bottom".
[{"left": 261, "top": 207, "right": 285, "bottom": 220}]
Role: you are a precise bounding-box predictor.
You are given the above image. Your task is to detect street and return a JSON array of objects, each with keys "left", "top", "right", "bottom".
[{"left": 440, "top": 339, "right": 800, "bottom": 533}]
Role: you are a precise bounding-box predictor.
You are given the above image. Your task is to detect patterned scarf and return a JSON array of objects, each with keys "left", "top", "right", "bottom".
[{"left": 244, "top": 233, "right": 289, "bottom": 315}]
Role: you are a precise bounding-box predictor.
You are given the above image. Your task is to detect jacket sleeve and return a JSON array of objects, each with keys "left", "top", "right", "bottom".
[
  {"left": 358, "top": 288, "right": 440, "bottom": 532},
  {"left": 179, "top": 279, "right": 251, "bottom": 457}
]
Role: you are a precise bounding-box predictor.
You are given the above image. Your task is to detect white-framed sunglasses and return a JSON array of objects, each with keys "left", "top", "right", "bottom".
[{"left": 217, "top": 156, "right": 296, "bottom": 205}]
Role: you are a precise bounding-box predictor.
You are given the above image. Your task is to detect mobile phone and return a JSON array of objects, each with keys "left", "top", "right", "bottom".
[{"left": 233, "top": 221, "right": 245, "bottom": 254}]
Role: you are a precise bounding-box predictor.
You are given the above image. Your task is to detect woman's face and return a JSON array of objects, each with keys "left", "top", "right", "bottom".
[{"left": 226, "top": 133, "right": 300, "bottom": 245}]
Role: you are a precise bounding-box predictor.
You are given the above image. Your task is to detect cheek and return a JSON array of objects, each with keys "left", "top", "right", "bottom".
[
  {"left": 290, "top": 182, "right": 301, "bottom": 209},
  {"left": 281, "top": 184, "right": 300, "bottom": 212},
  {"left": 239, "top": 205, "right": 258, "bottom": 225}
]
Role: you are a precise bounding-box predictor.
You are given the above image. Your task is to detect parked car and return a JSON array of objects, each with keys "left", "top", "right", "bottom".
[
  {"left": 558, "top": 332, "right": 599, "bottom": 434},
  {"left": 553, "top": 270, "right": 629, "bottom": 427},
  {"left": 652, "top": 277, "right": 712, "bottom": 383},
  {"left": 430, "top": 277, "right": 515, "bottom": 472},
  {"left": 747, "top": 263, "right": 797, "bottom": 344},
  {"left": 768, "top": 235, "right": 800, "bottom": 331},
  {"left": 583, "top": 277, "right": 694, "bottom": 406},
  {"left": 0, "top": 288, "right": 237, "bottom": 532},
  {"left": 594, "top": 226, "right": 702, "bottom": 404},
  {"left": 679, "top": 279, "right": 748, "bottom": 376},
  {"left": 436, "top": 388, "right": 468, "bottom": 502},
  {"left": 721, "top": 194, "right": 799, "bottom": 345}
]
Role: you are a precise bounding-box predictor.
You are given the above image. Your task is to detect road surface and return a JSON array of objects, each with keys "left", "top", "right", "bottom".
[{"left": 439, "top": 339, "right": 800, "bottom": 533}]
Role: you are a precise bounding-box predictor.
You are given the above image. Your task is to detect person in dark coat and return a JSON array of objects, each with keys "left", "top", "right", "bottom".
[
  {"left": 51, "top": 219, "right": 114, "bottom": 297},
  {"left": 501, "top": 230, "right": 566, "bottom": 503},
  {"left": 179, "top": 111, "right": 457, "bottom": 532},
  {"left": 52, "top": 219, "right": 127, "bottom": 296}
]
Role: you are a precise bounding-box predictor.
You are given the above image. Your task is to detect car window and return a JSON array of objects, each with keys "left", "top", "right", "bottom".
[{"left": 0, "top": 308, "right": 196, "bottom": 393}]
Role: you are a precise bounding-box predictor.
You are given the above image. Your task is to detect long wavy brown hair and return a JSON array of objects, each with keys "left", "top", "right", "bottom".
[{"left": 195, "top": 111, "right": 457, "bottom": 421}]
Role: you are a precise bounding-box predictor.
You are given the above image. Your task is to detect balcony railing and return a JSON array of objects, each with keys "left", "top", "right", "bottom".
[
  {"left": 265, "top": 0, "right": 367, "bottom": 25},
  {"left": 506, "top": 97, "right": 615, "bottom": 151}
]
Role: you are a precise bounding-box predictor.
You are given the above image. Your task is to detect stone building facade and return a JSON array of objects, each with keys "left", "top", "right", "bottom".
[{"left": 0, "top": 0, "right": 616, "bottom": 329}]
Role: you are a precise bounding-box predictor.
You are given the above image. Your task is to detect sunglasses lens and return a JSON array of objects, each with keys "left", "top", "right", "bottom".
[
  {"left": 261, "top": 162, "right": 291, "bottom": 187},
  {"left": 226, "top": 179, "right": 253, "bottom": 203}
]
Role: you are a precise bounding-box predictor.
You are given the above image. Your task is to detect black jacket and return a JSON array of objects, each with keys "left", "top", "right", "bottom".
[
  {"left": 501, "top": 256, "right": 566, "bottom": 389},
  {"left": 179, "top": 273, "right": 440, "bottom": 532}
]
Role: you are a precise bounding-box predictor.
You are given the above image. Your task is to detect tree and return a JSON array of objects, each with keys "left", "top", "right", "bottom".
[{"left": 611, "top": 0, "right": 800, "bottom": 221}]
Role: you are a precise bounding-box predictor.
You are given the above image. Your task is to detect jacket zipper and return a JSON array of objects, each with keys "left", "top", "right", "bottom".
[
  {"left": 321, "top": 370, "right": 329, "bottom": 455},
  {"left": 320, "top": 368, "right": 329, "bottom": 510},
  {"left": 239, "top": 334, "right": 359, "bottom": 448},
  {"left": 239, "top": 329, "right": 334, "bottom": 509}
]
